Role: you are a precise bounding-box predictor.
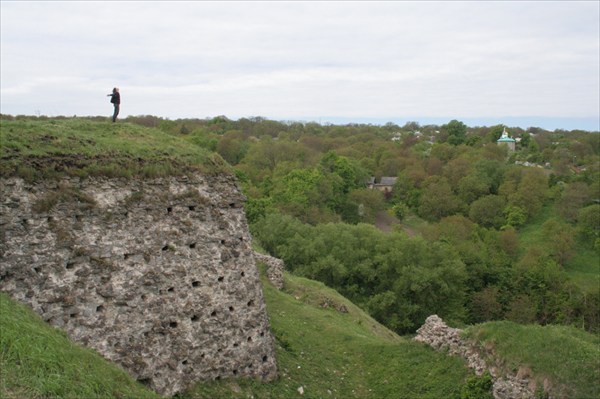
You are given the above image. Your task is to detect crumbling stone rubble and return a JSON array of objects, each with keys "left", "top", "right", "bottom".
[{"left": 415, "top": 315, "right": 536, "bottom": 399}]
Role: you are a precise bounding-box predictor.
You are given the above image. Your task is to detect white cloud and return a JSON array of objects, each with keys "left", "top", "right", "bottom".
[{"left": 1, "top": 1, "right": 598, "bottom": 128}]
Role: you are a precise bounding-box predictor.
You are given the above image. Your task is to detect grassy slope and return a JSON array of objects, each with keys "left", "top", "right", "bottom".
[
  {"left": 464, "top": 321, "right": 600, "bottom": 399},
  {"left": 0, "top": 293, "right": 160, "bottom": 399},
  {"left": 0, "top": 117, "right": 228, "bottom": 179},
  {"left": 183, "top": 269, "right": 471, "bottom": 399},
  {"left": 2, "top": 269, "right": 598, "bottom": 399}
]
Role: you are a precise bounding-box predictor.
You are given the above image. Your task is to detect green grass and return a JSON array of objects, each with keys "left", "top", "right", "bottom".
[
  {"left": 517, "top": 204, "right": 600, "bottom": 293},
  {"left": 0, "top": 293, "right": 160, "bottom": 399},
  {"left": 183, "top": 269, "right": 472, "bottom": 399},
  {"left": 2, "top": 269, "right": 597, "bottom": 399},
  {"left": 464, "top": 321, "right": 600, "bottom": 399},
  {"left": 0, "top": 117, "right": 229, "bottom": 180}
]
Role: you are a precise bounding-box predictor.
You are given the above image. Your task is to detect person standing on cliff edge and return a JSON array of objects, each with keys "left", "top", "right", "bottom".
[{"left": 107, "top": 87, "right": 120, "bottom": 122}]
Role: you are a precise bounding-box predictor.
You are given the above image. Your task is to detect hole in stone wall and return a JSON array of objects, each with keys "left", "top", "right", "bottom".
[
  {"left": 66, "top": 262, "right": 75, "bottom": 270},
  {"left": 247, "top": 336, "right": 252, "bottom": 342},
  {"left": 47, "top": 216, "right": 54, "bottom": 222},
  {"left": 138, "top": 378, "right": 151, "bottom": 387},
  {"left": 233, "top": 342, "right": 239, "bottom": 347},
  {"left": 167, "top": 207, "right": 173, "bottom": 213},
  {"left": 33, "top": 267, "right": 41, "bottom": 273},
  {"left": 189, "top": 243, "right": 196, "bottom": 249},
  {"left": 96, "top": 305, "right": 104, "bottom": 312},
  {"left": 75, "top": 215, "right": 83, "bottom": 221},
  {"left": 229, "top": 203, "right": 236, "bottom": 208},
  {"left": 215, "top": 376, "right": 221, "bottom": 381},
  {"left": 167, "top": 287, "right": 175, "bottom": 293},
  {"left": 217, "top": 276, "right": 224, "bottom": 282},
  {"left": 260, "top": 332, "right": 265, "bottom": 337},
  {"left": 124, "top": 211, "right": 129, "bottom": 217},
  {"left": 262, "top": 355, "right": 268, "bottom": 362},
  {"left": 191, "top": 315, "right": 199, "bottom": 322},
  {"left": 241, "top": 271, "right": 245, "bottom": 277},
  {"left": 141, "top": 294, "right": 147, "bottom": 300},
  {"left": 228, "top": 306, "right": 234, "bottom": 312},
  {"left": 247, "top": 300, "right": 254, "bottom": 307},
  {"left": 192, "top": 281, "right": 200, "bottom": 287},
  {"left": 70, "top": 313, "right": 77, "bottom": 318},
  {"left": 169, "top": 321, "right": 178, "bottom": 328},
  {"left": 220, "top": 240, "right": 226, "bottom": 245},
  {"left": 124, "top": 253, "right": 133, "bottom": 260},
  {"left": 161, "top": 245, "right": 169, "bottom": 251},
  {"left": 182, "top": 360, "right": 188, "bottom": 365},
  {"left": 201, "top": 353, "right": 206, "bottom": 358},
  {"left": 233, "top": 369, "right": 238, "bottom": 375},
  {"left": 210, "top": 310, "right": 217, "bottom": 317},
  {"left": 189, "top": 206, "right": 196, "bottom": 211}
]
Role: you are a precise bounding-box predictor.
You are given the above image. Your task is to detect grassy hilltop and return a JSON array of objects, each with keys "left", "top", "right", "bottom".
[{"left": 0, "top": 116, "right": 229, "bottom": 180}]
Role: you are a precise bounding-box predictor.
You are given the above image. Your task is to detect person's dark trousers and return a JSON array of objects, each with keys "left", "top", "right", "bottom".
[{"left": 112, "top": 104, "right": 120, "bottom": 122}]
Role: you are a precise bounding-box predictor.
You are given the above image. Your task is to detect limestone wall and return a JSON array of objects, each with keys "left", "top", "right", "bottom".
[{"left": 0, "top": 175, "right": 277, "bottom": 396}]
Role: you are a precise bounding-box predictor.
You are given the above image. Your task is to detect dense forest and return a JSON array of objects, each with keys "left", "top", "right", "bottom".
[
  {"left": 6, "top": 114, "right": 598, "bottom": 335},
  {"left": 124, "top": 115, "right": 600, "bottom": 334}
]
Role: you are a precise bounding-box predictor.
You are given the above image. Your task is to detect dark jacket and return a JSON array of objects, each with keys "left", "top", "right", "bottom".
[{"left": 109, "top": 92, "right": 120, "bottom": 105}]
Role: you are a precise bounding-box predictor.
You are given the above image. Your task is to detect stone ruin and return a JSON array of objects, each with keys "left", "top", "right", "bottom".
[
  {"left": 0, "top": 175, "right": 277, "bottom": 396},
  {"left": 415, "top": 315, "right": 537, "bottom": 399},
  {"left": 253, "top": 252, "right": 284, "bottom": 290}
]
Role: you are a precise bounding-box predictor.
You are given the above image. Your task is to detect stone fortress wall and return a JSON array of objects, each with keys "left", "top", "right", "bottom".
[{"left": 0, "top": 174, "right": 277, "bottom": 396}]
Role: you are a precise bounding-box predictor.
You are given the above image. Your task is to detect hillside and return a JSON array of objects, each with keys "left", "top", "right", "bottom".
[{"left": 2, "top": 267, "right": 599, "bottom": 398}]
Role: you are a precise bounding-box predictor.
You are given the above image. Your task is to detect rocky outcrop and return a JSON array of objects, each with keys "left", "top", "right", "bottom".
[
  {"left": 415, "top": 315, "right": 536, "bottom": 399},
  {"left": 253, "top": 252, "right": 284, "bottom": 290},
  {"left": 0, "top": 175, "right": 277, "bottom": 396}
]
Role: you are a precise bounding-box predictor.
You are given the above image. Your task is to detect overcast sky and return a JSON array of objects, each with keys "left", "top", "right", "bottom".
[{"left": 1, "top": 1, "right": 599, "bottom": 130}]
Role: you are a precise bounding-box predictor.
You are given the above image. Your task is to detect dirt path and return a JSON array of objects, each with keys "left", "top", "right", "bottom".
[{"left": 374, "top": 211, "right": 417, "bottom": 236}]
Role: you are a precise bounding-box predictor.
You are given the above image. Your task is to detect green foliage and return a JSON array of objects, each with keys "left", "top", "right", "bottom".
[
  {"left": 391, "top": 202, "right": 409, "bottom": 221},
  {"left": 252, "top": 213, "right": 468, "bottom": 333},
  {"left": 442, "top": 119, "right": 468, "bottom": 145},
  {"left": 418, "top": 176, "right": 462, "bottom": 221},
  {"left": 459, "top": 372, "right": 494, "bottom": 399},
  {"left": 469, "top": 195, "right": 505, "bottom": 228},
  {"left": 503, "top": 205, "right": 527, "bottom": 227},
  {"left": 577, "top": 204, "right": 600, "bottom": 247},
  {"left": 541, "top": 218, "right": 576, "bottom": 265}
]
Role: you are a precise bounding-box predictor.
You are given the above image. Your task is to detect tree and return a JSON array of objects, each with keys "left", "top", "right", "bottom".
[
  {"left": 503, "top": 205, "right": 527, "bottom": 228},
  {"left": 348, "top": 188, "right": 385, "bottom": 223},
  {"left": 391, "top": 202, "right": 409, "bottom": 221},
  {"left": 542, "top": 218, "right": 576, "bottom": 266},
  {"left": 470, "top": 287, "right": 503, "bottom": 322},
  {"left": 557, "top": 182, "right": 593, "bottom": 222},
  {"left": 418, "top": 177, "right": 462, "bottom": 221},
  {"left": 442, "top": 119, "right": 467, "bottom": 145},
  {"left": 504, "top": 168, "right": 548, "bottom": 220},
  {"left": 577, "top": 204, "right": 600, "bottom": 249},
  {"left": 458, "top": 173, "right": 490, "bottom": 204},
  {"left": 469, "top": 195, "right": 505, "bottom": 228},
  {"left": 217, "top": 132, "right": 248, "bottom": 165}
]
